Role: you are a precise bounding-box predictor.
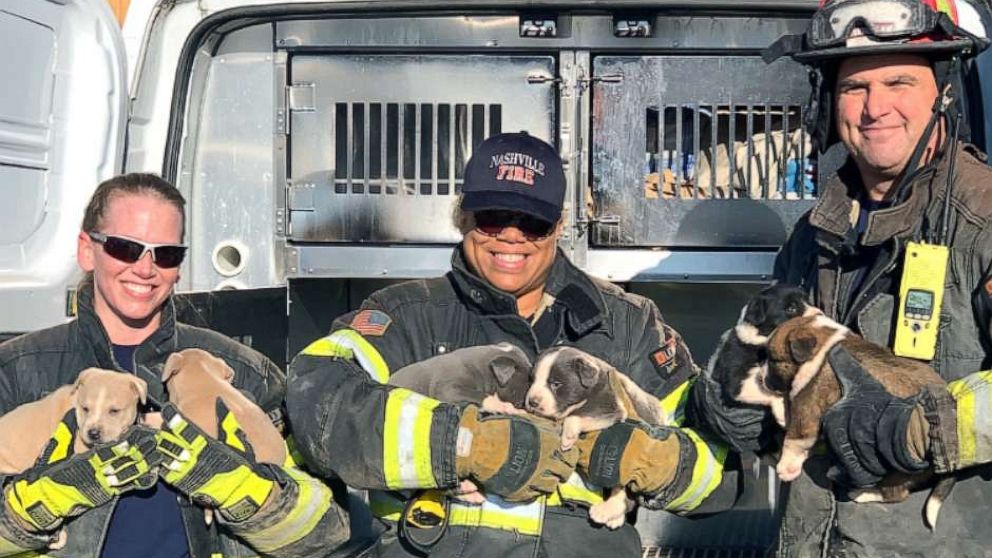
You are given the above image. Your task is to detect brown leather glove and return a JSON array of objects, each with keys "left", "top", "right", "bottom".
[
  {"left": 575, "top": 421, "right": 687, "bottom": 496},
  {"left": 455, "top": 406, "right": 577, "bottom": 502}
]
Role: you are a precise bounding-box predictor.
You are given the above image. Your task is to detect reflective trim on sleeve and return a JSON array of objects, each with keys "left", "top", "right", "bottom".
[
  {"left": 662, "top": 428, "right": 728, "bottom": 513},
  {"left": 948, "top": 370, "right": 992, "bottom": 466},
  {"left": 300, "top": 329, "right": 390, "bottom": 383},
  {"left": 242, "top": 467, "right": 333, "bottom": 553},
  {"left": 546, "top": 472, "right": 604, "bottom": 507},
  {"left": 659, "top": 379, "right": 693, "bottom": 427},
  {"left": 0, "top": 535, "right": 34, "bottom": 556},
  {"left": 448, "top": 494, "right": 545, "bottom": 536},
  {"left": 384, "top": 389, "right": 441, "bottom": 489}
]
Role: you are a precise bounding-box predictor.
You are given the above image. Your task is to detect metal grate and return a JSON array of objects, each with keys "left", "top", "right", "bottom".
[
  {"left": 331, "top": 101, "right": 502, "bottom": 197},
  {"left": 644, "top": 104, "right": 813, "bottom": 201}
]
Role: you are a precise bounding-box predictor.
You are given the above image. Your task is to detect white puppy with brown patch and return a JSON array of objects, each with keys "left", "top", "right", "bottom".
[{"left": 526, "top": 346, "right": 665, "bottom": 529}]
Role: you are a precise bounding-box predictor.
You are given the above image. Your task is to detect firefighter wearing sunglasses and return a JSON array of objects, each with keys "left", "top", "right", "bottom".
[
  {"left": 287, "top": 132, "right": 737, "bottom": 558},
  {"left": 0, "top": 173, "right": 349, "bottom": 558},
  {"left": 691, "top": 0, "right": 992, "bottom": 555}
]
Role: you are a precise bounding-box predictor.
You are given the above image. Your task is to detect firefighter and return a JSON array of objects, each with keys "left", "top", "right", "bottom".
[
  {"left": 691, "top": 0, "right": 992, "bottom": 555},
  {"left": 287, "top": 132, "right": 737, "bottom": 557},
  {"left": 0, "top": 173, "right": 350, "bottom": 557}
]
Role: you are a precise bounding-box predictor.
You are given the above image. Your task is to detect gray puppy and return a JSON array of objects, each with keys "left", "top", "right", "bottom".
[{"left": 387, "top": 343, "right": 532, "bottom": 413}]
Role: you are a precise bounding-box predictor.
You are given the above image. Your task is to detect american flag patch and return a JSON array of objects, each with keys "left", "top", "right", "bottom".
[{"left": 350, "top": 309, "right": 392, "bottom": 336}]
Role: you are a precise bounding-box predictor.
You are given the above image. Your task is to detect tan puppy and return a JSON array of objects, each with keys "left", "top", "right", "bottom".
[
  {"left": 526, "top": 347, "right": 666, "bottom": 529},
  {"left": 0, "top": 368, "right": 146, "bottom": 550},
  {"left": 162, "top": 348, "right": 286, "bottom": 465},
  {"left": 765, "top": 314, "right": 952, "bottom": 528},
  {"left": 0, "top": 368, "right": 147, "bottom": 474}
]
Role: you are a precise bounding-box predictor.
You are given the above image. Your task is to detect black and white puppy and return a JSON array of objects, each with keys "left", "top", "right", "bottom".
[
  {"left": 707, "top": 284, "right": 820, "bottom": 426},
  {"left": 387, "top": 342, "right": 532, "bottom": 413},
  {"left": 526, "top": 346, "right": 665, "bottom": 529}
]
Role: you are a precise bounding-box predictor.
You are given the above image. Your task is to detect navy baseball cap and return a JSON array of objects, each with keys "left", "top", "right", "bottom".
[{"left": 461, "top": 132, "right": 566, "bottom": 223}]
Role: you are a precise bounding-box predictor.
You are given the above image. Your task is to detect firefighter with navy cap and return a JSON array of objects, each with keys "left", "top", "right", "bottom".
[
  {"left": 286, "top": 131, "right": 738, "bottom": 557},
  {"left": 689, "top": 0, "right": 992, "bottom": 556}
]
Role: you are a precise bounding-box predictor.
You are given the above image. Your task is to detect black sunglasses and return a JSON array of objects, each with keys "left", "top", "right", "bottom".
[
  {"left": 473, "top": 210, "right": 556, "bottom": 242},
  {"left": 88, "top": 232, "right": 187, "bottom": 269}
]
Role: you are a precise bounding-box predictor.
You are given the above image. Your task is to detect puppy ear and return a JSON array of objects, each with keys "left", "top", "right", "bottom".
[
  {"left": 162, "top": 352, "right": 184, "bottom": 383},
  {"left": 128, "top": 375, "right": 148, "bottom": 405},
  {"left": 73, "top": 368, "right": 99, "bottom": 393},
  {"left": 788, "top": 332, "right": 819, "bottom": 363},
  {"left": 490, "top": 355, "right": 523, "bottom": 386},
  {"left": 744, "top": 297, "right": 768, "bottom": 326},
  {"left": 573, "top": 358, "right": 600, "bottom": 388}
]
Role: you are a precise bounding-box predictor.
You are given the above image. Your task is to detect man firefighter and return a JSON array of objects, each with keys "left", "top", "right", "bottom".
[
  {"left": 692, "top": 0, "right": 992, "bottom": 555},
  {"left": 286, "top": 132, "right": 738, "bottom": 557}
]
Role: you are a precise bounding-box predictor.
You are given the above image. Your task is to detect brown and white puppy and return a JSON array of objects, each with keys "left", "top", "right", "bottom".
[
  {"left": 708, "top": 283, "right": 821, "bottom": 426},
  {"left": 0, "top": 368, "right": 146, "bottom": 550},
  {"left": 387, "top": 342, "right": 532, "bottom": 414},
  {"left": 526, "top": 346, "right": 665, "bottom": 529},
  {"left": 765, "top": 314, "right": 952, "bottom": 529},
  {"left": 0, "top": 368, "right": 147, "bottom": 474}
]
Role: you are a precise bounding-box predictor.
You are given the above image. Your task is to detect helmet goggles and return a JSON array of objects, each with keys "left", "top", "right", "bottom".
[{"left": 808, "top": 0, "right": 947, "bottom": 49}]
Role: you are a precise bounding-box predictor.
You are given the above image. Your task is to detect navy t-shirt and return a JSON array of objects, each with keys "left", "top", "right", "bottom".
[{"left": 101, "top": 344, "right": 189, "bottom": 558}]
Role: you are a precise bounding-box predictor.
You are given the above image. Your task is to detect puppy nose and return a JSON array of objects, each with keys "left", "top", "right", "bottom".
[
  {"left": 526, "top": 395, "right": 541, "bottom": 410},
  {"left": 87, "top": 428, "right": 102, "bottom": 442}
]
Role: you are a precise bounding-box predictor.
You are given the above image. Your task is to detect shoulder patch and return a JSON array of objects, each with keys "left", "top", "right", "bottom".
[
  {"left": 651, "top": 336, "right": 679, "bottom": 376},
  {"left": 350, "top": 309, "right": 392, "bottom": 337}
]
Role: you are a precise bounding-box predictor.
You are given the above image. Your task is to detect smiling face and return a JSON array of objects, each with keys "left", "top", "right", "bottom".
[
  {"left": 77, "top": 193, "right": 184, "bottom": 344},
  {"left": 834, "top": 54, "right": 939, "bottom": 198},
  {"left": 461, "top": 211, "right": 562, "bottom": 317}
]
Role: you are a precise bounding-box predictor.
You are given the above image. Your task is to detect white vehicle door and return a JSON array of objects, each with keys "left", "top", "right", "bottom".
[{"left": 0, "top": 0, "right": 127, "bottom": 335}]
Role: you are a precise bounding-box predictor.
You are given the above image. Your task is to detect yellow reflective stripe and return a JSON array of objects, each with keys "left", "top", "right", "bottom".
[
  {"left": 547, "top": 472, "right": 603, "bottom": 506},
  {"left": 204, "top": 466, "right": 274, "bottom": 512},
  {"left": 300, "top": 329, "right": 390, "bottom": 383},
  {"left": 384, "top": 389, "right": 441, "bottom": 489},
  {"left": 0, "top": 534, "right": 34, "bottom": 556},
  {"left": 244, "top": 467, "right": 333, "bottom": 553},
  {"left": 448, "top": 494, "right": 545, "bottom": 536},
  {"left": 948, "top": 370, "right": 992, "bottom": 466},
  {"left": 220, "top": 412, "right": 247, "bottom": 453},
  {"left": 664, "top": 428, "right": 727, "bottom": 513},
  {"left": 46, "top": 422, "right": 73, "bottom": 464},
  {"left": 369, "top": 490, "right": 406, "bottom": 521},
  {"left": 659, "top": 379, "right": 693, "bottom": 427}
]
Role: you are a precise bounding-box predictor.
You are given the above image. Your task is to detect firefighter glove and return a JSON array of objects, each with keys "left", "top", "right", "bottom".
[
  {"left": 820, "top": 346, "right": 930, "bottom": 487},
  {"left": 455, "top": 405, "right": 577, "bottom": 502},
  {"left": 156, "top": 401, "right": 281, "bottom": 522},
  {"left": 686, "top": 371, "right": 777, "bottom": 453},
  {"left": 4, "top": 412, "right": 159, "bottom": 532},
  {"left": 575, "top": 421, "right": 688, "bottom": 499}
]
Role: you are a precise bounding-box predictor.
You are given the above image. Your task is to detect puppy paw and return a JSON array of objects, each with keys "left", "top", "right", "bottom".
[
  {"left": 204, "top": 508, "right": 214, "bottom": 526},
  {"left": 775, "top": 456, "right": 805, "bottom": 482},
  {"left": 452, "top": 490, "right": 486, "bottom": 505},
  {"left": 561, "top": 418, "right": 582, "bottom": 450},
  {"left": 589, "top": 500, "right": 627, "bottom": 530},
  {"left": 48, "top": 528, "right": 67, "bottom": 550},
  {"left": 771, "top": 399, "right": 786, "bottom": 428},
  {"left": 848, "top": 489, "right": 885, "bottom": 504}
]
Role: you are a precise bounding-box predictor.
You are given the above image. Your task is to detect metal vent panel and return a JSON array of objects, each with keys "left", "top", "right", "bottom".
[
  {"left": 288, "top": 55, "right": 555, "bottom": 243},
  {"left": 592, "top": 56, "right": 816, "bottom": 248}
]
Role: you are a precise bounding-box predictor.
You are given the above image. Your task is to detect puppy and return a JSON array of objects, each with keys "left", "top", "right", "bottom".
[
  {"left": 708, "top": 283, "right": 820, "bottom": 427},
  {"left": 0, "top": 368, "right": 147, "bottom": 474},
  {"left": 765, "top": 314, "right": 952, "bottom": 529},
  {"left": 0, "top": 368, "right": 146, "bottom": 550},
  {"left": 387, "top": 343, "right": 533, "bottom": 503},
  {"left": 526, "top": 346, "right": 665, "bottom": 529},
  {"left": 162, "top": 348, "right": 287, "bottom": 466},
  {"left": 386, "top": 342, "right": 532, "bottom": 413}
]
